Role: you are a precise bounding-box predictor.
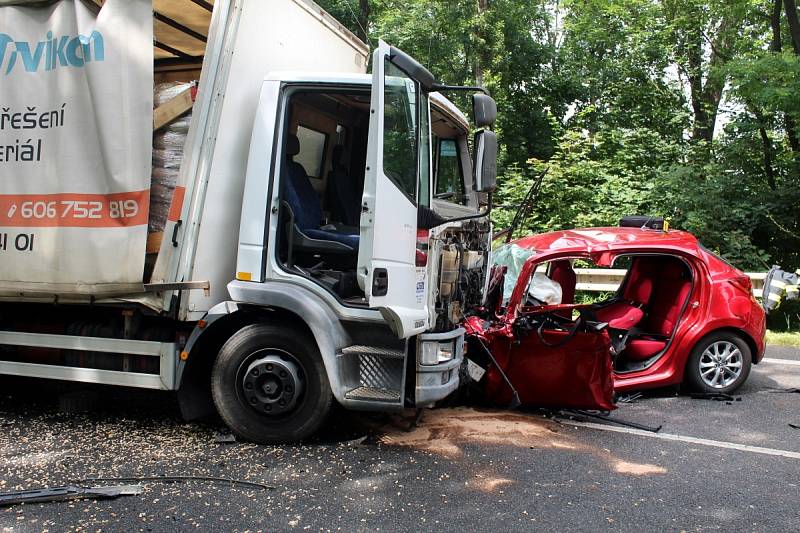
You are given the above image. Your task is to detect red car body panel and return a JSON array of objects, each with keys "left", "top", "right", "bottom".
[
  {"left": 477, "top": 228, "right": 766, "bottom": 398},
  {"left": 464, "top": 314, "right": 616, "bottom": 410}
]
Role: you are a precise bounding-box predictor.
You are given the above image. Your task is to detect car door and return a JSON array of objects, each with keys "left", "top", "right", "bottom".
[
  {"left": 357, "top": 40, "right": 429, "bottom": 339},
  {"left": 480, "top": 252, "right": 616, "bottom": 410}
]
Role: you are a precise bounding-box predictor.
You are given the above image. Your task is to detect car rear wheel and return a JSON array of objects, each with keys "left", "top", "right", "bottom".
[
  {"left": 685, "top": 332, "right": 751, "bottom": 394},
  {"left": 211, "top": 323, "right": 332, "bottom": 444}
]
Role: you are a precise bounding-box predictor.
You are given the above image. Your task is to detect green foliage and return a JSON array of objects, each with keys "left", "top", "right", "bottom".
[
  {"left": 317, "top": 0, "right": 800, "bottom": 281},
  {"left": 728, "top": 52, "right": 800, "bottom": 120},
  {"left": 768, "top": 299, "right": 800, "bottom": 332},
  {"left": 653, "top": 152, "right": 773, "bottom": 269},
  {"left": 574, "top": 290, "right": 616, "bottom": 305}
]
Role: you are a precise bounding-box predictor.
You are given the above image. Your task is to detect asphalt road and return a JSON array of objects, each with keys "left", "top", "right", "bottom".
[{"left": 1, "top": 346, "right": 799, "bottom": 532}]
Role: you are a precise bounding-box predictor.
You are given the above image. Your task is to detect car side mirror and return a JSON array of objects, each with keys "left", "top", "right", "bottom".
[
  {"left": 473, "top": 94, "right": 497, "bottom": 128},
  {"left": 474, "top": 129, "right": 497, "bottom": 193}
]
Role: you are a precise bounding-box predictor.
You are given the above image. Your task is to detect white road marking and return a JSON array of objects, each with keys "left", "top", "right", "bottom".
[
  {"left": 762, "top": 358, "right": 800, "bottom": 366},
  {"left": 568, "top": 421, "right": 800, "bottom": 460}
]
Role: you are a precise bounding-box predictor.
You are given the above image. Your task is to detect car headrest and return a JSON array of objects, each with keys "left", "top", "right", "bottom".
[
  {"left": 632, "top": 257, "right": 660, "bottom": 274},
  {"left": 549, "top": 260, "right": 575, "bottom": 281},
  {"left": 629, "top": 277, "right": 653, "bottom": 304},
  {"left": 661, "top": 260, "right": 688, "bottom": 279},
  {"left": 286, "top": 134, "right": 300, "bottom": 157}
]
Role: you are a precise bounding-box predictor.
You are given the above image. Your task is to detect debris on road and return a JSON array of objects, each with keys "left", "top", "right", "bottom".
[
  {"left": 0, "top": 484, "right": 142, "bottom": 507},
  {"left": 76, "top": 476, "right": 274, "bottom": 491},
  {"left": 213, "top": 432, "right": 237, "bottom": 444},
  {"left": 375, "top": 406, "right": 667, "bottom": 476},
  {"left": 765, "top": 388, "right": 800, "bottom": 394},
  {"left": 689, "top": 392, "right": 741, "bottom": 402},
  {"left": 616, "top": 392, "right": 643, "bottom": 404},
  {"left": 557, "top": 409, "right": 662, "bottom": 433}
]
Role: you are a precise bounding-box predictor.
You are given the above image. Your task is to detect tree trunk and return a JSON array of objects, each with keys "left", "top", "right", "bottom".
[
  {"left": 685, "top": 29, "right": 708, "bottom": 141},
  {"left": 685, "top": 17, "right": 729, "bottom": 144},
  {"left": 475, "top": 0, "right": 488, "bottom": 86},
  {"left": 749, "top": 3, "right": 779, "bottom": 191},
  {"left": 787, "top": 116, "right": 800, "bottom": 155},
  {"left": 781, "top": 0, "right": 800, "bottom": 162},
  {"left": 759, "top": 122, "right": 778, "bottom": 190},
  {"left": 772, "top": 0, "right": 783, "bottom": 52},
  {"left": 688, "top": 44, "right": 724, "bottom": 143},
  {"left": 356, "top": 0, "right": 370, "bottom": 43},
  {"left": 784, "top": 0, "right": 800, "bottom": 53}
]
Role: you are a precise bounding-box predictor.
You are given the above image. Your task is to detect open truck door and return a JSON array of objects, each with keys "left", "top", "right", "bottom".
[{"left": 357, "top": 41, "right": 433, "bottom": 338}]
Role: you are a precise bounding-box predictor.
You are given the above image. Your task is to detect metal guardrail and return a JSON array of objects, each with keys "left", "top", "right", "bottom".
[{"left": 575, "top": 269, "right": 766, "bottom": 298}]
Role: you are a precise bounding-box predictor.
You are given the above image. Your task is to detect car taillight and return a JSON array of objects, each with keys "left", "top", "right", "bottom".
[{"left": 416, "top": 229, "right": 429, "bottom": 267}]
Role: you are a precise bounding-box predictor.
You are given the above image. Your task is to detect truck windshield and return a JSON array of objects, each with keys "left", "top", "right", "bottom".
[{"left": 383, "top": 60, "right": 419, "bottom": 204}]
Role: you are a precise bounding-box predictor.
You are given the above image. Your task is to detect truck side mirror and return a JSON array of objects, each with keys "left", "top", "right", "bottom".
[
  {"left": 474, "top": 129, "right": 497, "bottom": 193},
  {"left": 472, "top": 94, "right": 497, "bottom": 128}
]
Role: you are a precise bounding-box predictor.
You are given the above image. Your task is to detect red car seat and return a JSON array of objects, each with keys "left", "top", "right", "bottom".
[
  {"left": 549, "top": 260, "right": 577, "bottom": 305},
  {"left": 549, "top": 260, "right": 577, "bottom": 319},
  {"left": 624, "top": 258, "right": 692, "bottom": 360},
  {"left": 594, "top": 258, "right": 656, "bottom": 330}
]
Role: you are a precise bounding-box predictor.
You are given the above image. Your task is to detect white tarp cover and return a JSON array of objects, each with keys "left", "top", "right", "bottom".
[{"left": 0, "top": 0, "right": 152, "bottom": 295}]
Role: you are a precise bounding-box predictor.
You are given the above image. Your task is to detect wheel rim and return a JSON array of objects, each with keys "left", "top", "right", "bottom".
[
  {"left": 698, "top": 340, "right": 743, "bottom": 389},
  {"left": 236, "top": 348, "right": 305, "bottom": 417}
]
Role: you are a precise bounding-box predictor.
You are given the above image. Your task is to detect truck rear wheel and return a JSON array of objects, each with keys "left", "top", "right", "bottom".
[{"left": 211, "top": 323, "right": 332, "bottom": 444}]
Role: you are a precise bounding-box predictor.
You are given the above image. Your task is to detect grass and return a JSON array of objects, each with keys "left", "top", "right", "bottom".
[{"left": 766, "top": 330, "right": 800, "bottom": 347}]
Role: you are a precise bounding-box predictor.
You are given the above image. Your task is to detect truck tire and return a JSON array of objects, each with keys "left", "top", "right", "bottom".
[{"left": 211, "top": 323, "right": 332, "bottom": 444}]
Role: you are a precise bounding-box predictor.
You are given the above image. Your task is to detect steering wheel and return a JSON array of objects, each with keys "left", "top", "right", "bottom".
[{"left": 536, "top": 310, "right": 585, "bottom": 348}]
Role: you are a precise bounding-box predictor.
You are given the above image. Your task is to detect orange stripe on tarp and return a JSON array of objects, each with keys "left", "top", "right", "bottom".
[
  {"left": 167, "top": 185, "right": 186, "bottom": 222},
  {"left": 0, "top": 190, "right": 150, "bottom": 228}
]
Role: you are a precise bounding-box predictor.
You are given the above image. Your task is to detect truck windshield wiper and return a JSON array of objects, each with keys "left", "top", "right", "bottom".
[{"left": 500, "top": 168, "right": 547, "bottom": 243}]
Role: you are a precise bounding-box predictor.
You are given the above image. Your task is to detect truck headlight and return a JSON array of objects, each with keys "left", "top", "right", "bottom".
[{"left": 419, "top": 341, "right": 454, "bottom": 365}]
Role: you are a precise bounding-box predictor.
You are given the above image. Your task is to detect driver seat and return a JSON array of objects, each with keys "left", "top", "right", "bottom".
[
  {"left": 327, "top": 145, "right": 362, "bottom": 227},
  {"left": 549, "top": 260, "right": 576, "bottom": 319},
  {"left": 282, "top": 134, "right": 359, "bottom": 257}
]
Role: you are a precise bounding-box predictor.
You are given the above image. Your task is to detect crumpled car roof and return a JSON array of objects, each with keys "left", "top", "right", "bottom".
[{"left": 510, "top": 227, "right": 703, "bottom": 258}]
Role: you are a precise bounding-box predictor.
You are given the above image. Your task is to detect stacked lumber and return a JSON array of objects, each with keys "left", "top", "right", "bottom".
[{"left": 145, "top": 82, "right": 194, "bottom": 279}]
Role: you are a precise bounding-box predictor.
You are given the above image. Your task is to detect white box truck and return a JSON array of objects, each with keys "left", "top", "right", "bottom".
[{"left": 0, "top": 0, "right": 497, "bottom": 442}]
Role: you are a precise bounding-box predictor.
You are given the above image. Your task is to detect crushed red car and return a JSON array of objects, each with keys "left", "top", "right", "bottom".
[{"left": 464, "top": 223, "right": 767, "bottom": 411}]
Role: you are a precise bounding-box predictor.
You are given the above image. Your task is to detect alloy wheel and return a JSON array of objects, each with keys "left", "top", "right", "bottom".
[{"left": 698, "top": 340, "right": 743, "bottom": 389}]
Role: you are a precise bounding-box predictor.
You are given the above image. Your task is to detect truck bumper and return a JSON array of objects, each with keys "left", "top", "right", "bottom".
[{"left": 415, "top": 328, "right": 465, "bottom": 407}]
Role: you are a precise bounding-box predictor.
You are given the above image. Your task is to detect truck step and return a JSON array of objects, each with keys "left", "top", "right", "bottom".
[
  {"left": 344, "top": 386, "right": 401, "bottom": 402},
  {"left": 341, "top": 345, "right": 405, "bottom": 359}
]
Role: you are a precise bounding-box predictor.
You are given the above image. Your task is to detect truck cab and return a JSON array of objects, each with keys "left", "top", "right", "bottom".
[{"left": 199, "top": 42, "right": 496, "bottom": 442}]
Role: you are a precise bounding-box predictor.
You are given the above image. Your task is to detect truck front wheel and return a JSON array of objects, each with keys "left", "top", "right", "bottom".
[{"left": 211, "top": 323, "right": 332, "bottom": 443}]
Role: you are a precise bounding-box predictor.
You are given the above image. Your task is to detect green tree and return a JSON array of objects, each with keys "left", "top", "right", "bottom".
[{"left": 316, "top": 0, "right": 800, "bottom": 274}]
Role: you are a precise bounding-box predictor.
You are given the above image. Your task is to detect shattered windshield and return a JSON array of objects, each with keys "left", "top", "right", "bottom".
[{"left": 491, "top": 243, "right": 535, "bottom": 303}]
